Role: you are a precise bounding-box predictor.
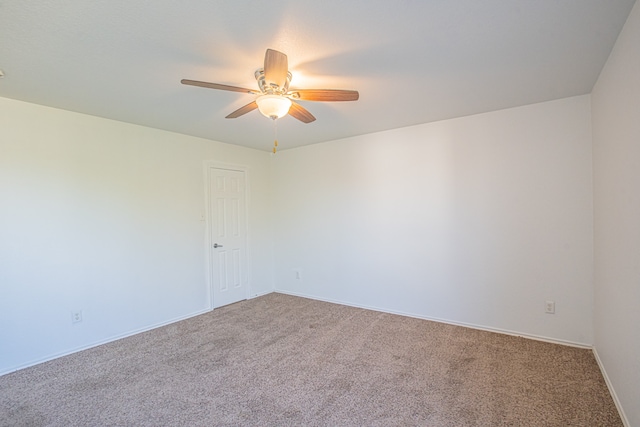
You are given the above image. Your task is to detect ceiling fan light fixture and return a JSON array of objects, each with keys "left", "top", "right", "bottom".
[{"left": 256, "top": 94, "right": 291, "bottom": 119}]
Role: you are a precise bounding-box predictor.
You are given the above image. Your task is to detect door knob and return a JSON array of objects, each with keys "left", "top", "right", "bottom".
[{"left": 213, "top": 243, "right": 223, "bottom": 248}]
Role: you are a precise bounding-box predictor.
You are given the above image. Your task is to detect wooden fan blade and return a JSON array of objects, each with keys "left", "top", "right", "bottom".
[
  {"left": 290, "top": 89, "right": 359, "bottom": 102},
  {"left": 181, "top": 79, "right": 256, "bottom": 94},
  {"left": 226, "top": 101, "right": 258, "bottom": 119},
  {"left": 264, "top": 49, "right": 288, "bottom": 88},
  {"left": 288, "top": 101, "right": 316, "bottom": 123}
]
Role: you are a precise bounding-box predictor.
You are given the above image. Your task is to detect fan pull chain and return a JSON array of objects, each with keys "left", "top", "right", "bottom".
[{"left": 272, "top": 118, "right": 279, "bottom": 154}]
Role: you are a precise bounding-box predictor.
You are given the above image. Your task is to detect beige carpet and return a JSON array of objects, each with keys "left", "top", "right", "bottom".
[{"left": 0, "top": 293, "right": 622, "bottom": 426}]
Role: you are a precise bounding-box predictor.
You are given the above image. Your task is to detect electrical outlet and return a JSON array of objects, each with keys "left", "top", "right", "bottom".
[
  {"left": 545, "top": 300, "right": 555, "bottom": 314},
  {"left": 72, "top": 310, "right": 83, "bottom": 323}
]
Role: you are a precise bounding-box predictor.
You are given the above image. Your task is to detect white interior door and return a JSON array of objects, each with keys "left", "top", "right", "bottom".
[{"left": 209, "top": 167, "right": 248, "bottom": 308}]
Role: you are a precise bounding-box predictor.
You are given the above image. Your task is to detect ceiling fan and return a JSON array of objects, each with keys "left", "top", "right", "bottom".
[{"left": 181, "top": 49, "right": 359, "bottom": 124}]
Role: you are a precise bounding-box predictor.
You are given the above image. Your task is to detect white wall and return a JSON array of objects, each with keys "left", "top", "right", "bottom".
[
  {"left": 272, "top": 95, "right": 594, "bottom": 346},
  {"left": 592, "top": 0, "right": 640, "bottom": 425},
  {"left": 0, "top": 97, "right": 273, "bottom": 374}
]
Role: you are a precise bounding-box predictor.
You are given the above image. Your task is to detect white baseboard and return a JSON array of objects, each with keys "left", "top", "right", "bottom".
[
  {"left": 592, "top": 346, "right": 630, "bottom": 427},
  {"left": 275, "top": 290, "right": 592, "bottom": 349},
  {"left": 0, "top": 307, "right": 211, "bottom": 377},
  {"left": 249, "top": 288, "right": 274, "bottom": 299}
]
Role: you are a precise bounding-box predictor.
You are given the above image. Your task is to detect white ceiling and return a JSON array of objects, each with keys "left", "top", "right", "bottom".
[{"left": 0, "top": 1, "right": 635, "bottom": 151}]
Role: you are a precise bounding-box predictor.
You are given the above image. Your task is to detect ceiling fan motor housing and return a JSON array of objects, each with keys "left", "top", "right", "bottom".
[{"left": 255, "top": 68, "right": 292, "bottom": 95}]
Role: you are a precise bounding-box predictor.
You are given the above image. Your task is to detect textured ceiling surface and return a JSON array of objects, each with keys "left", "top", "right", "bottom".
[{"left": 0, "top": 0, "right": 636, "bottom": 151}]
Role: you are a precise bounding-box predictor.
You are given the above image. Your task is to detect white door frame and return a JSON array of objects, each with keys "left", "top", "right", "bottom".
[{"left": 203, "top": 161, "right": 252, "bottom": 310}]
